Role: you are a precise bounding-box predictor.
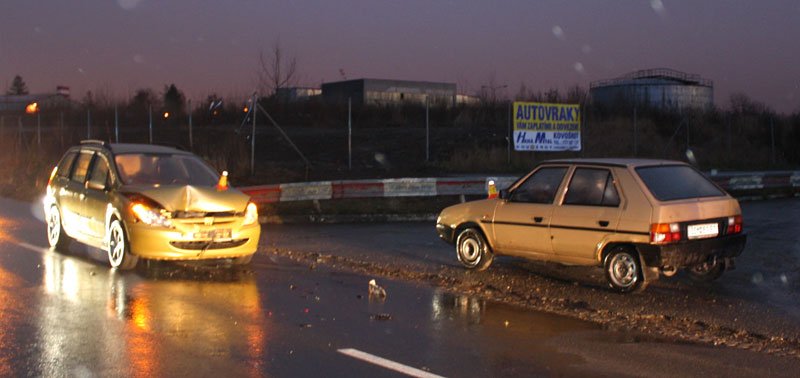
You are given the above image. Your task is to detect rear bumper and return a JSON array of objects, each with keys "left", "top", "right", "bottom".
[{"left": 637, "top": 233, "right": 746, "bottom": 268}]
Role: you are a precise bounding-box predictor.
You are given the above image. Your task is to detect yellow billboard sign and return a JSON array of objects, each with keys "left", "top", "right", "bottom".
[{"left": 513, "top": 102, "right": 581, "bottom": 151}]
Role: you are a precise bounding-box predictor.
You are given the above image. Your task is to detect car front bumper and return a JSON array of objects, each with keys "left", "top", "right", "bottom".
[
  {"left": 637, "top": 233, "right": 746, "bottom": 268},
  {"left": 436, "top": 223, "right": 455, "bottom": 244},
  {"left": 127, "top": 221, "right": 261, "bottom": 261}
]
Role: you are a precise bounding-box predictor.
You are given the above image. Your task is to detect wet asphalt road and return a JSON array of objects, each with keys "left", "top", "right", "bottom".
[{"left": 1, "top": 196, "right": 800, "bottom": 376}]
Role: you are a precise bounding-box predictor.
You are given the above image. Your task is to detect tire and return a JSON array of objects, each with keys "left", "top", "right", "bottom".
[
  {"left": 456, "top": 228, "right": 494, "bottom": 271},
  {"left": 46, "top": 205, "right": 72, "bottom": 251},
  {"left": 107, "top": 219, "right": 138, "bottom": 270},
  {"left": 687, "top": 259, "right": 725, "bottom": 282},
  {"left": 604, "top": 246, "right": 644, "bottom": 293},
  {"left": 232, "top": 254, "right": 253, "bottom": 265}
]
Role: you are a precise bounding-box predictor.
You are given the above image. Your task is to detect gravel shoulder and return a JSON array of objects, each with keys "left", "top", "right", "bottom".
[{"left": 262, "top": 198, "right": 800, "bottom": 358}]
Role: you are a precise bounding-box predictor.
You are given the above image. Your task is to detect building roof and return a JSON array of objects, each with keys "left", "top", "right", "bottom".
[{"left": 590, "top": 68, "right": 713, "bottom": 89}]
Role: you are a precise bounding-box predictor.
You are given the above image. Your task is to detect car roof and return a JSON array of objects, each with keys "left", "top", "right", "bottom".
[
  {"left": 540, "top": 158, "right": 688, "bottom": 168},
  {"left": 78, "top": 142, "right": 190, "bottom": 155}
]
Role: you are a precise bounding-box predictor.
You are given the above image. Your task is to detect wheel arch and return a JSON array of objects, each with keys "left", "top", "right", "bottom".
[{"left": 454, "top": 222, "right": 494, "bottom": 251}]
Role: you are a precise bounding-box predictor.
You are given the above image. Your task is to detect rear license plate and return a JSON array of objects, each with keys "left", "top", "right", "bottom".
[{"left": 687, "top": 223, "right": 718, "bottom": 239}]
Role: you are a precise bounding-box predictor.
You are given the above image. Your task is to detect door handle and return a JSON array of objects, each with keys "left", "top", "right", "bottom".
[
  {"left": 598, "top": 220, "right": 609, "bottom": 227},
  {"left": 533, "top": 216, "right": 543, "bottom": 223}
]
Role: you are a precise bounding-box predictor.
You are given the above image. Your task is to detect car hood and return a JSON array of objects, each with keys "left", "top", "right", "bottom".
[{"left": 122, "top": 185, "right": 250, "bottom": 213}]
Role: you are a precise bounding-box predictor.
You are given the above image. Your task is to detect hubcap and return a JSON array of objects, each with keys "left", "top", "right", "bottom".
[
  {"left": 459, "top": 235, "right": 481, "bottom": 264},
  {"left": 47, "top": 209, "right": 60, "bottom": 246},
  {"left": 609, "top": 253, "right": 638, "bottom": 288},
  {"left": 108, "top": 222, "right": 125, "bottom": 267}
]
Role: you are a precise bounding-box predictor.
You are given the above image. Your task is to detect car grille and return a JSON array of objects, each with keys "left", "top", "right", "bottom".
[{"left": 170, "top": 239, "right": 248, "bottom": 250}]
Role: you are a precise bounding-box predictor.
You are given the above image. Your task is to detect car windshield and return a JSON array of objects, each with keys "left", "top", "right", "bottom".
[
  {"left": 636, "top": 165, "right": 725, "bottom": 201},
  {"left": 114, "top": 153, "right": 218, "bottom": 186}
]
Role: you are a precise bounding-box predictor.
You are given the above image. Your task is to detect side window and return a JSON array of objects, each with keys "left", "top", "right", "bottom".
[
  {"left": 510, "top": 167, "right": 568, "bottom": 204},
  {"left": 70, "top": 151, "right": 94, "bottom": 183},
  {"left": 87, "top": 155, "right": 110, "bottom": 190},
  {"left": 56, "top": 151, "right": 78, "bottom": 178},
  {"left": 564, "top": 168, "right": 620, "bottom": 207}
]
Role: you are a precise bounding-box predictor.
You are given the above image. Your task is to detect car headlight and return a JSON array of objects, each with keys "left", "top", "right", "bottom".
[
  {"left": 243, "top": 202, "right": 258, "bottom": 225},
  {"left": 131, "top": 203, "right": 172, "bottom": 228}
]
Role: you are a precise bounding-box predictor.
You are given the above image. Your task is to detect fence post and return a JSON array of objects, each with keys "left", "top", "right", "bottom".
[
  {"left": 507, "top": 101, "right": 512, "bottom": 164},
  {"left": 770, "top": 118, "right": 775, "bottom": 165},
  {"left": 251, "top": 93, "right": 257, "bottom": 176},
  {"left": 425, "top": 96, "right": 430, "bottom": 162},
  {"left": 149, "top": 105, "right": 153, "bottom": 144},
  {"left": 348, "top": 97, "right": 352, "bottom": 170},
  {"left": 87, "top": 109, "right": 91, "bottom": 139},
  {"left": 114, "top": 104, "right": 119, "bottom": 143},
  {"left": 188, "top": 99, "right": 193, "bottom": 150}
]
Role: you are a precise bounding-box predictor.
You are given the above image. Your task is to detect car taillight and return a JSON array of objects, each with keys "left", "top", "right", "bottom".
[
  {"left": 727, "top": 215, "right": 743, "bottom": 234},
  {"left": 651, "top": 223, "right": 681, "bottom": 244},
  {"left": 48, "top": 166, "right": 58, "bottom": 186}
]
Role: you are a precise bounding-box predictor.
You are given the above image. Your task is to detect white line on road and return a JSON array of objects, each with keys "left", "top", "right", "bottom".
[
  {"left": 337, "top": 348, "right": 445, "bottom": 378},
  {"left": 16, "top": 241, "right": 48, "bottom": 254}
]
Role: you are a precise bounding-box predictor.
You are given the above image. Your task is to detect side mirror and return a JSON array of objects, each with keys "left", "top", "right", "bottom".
[{"left": 499, "top": 189, "right": 509, "bottom": 200}]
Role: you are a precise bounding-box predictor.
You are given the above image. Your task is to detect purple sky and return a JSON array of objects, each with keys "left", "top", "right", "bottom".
[{"left": 1, "top": 0, "right": 798, "bottom": 113}]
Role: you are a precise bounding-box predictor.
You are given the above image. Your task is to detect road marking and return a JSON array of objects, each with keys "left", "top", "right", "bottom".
[
  {"left": 337, "top": 348, "right": 445, "bottom": 378},
  {"left": 16, "top": 241, "right": 48, "bottom": 254}
]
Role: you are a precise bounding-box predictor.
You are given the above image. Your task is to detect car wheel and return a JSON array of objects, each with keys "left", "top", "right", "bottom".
[
  {"left": 232, "top": 254, "right": 253, "bottom": 265},
  {"left": 107, "top": 219, "right": 138, "bottom": 270},
  {"left": 687, "top": 259, "right": 725, "bottom": 282},
  {"left": 604, "top": 246, "right": 644, "bottom": 293},
  {"left": 456, "top": 228, "right": 494, "bottom": 271},
  {"left": 47, "top": 205, "right": 72, "bottom": 251}
]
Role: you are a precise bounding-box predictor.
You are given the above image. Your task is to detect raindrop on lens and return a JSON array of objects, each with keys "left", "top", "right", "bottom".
[{"left": 751, "top": 272, "right": 764, "bottom": 284}]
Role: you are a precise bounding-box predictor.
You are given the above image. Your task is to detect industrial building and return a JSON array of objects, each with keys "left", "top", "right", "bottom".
[
  {"left": 0, "top": 86, "right": 72, "bottom": 115},
  {"left": 590, "top": 68, "right": 713, "bottom": 110},
  {"left": 274, "top": 87, "right": 322, "bottom": 102},
  {"left": 322, "top": 79, "right": 456, "bottom": 107}
]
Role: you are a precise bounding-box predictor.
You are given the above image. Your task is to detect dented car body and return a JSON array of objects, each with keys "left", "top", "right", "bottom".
[
  {"left": 436, "top": 158, "right": 746, "bottom": 292},
  {"left": 44, "top": 141, "right": 260, "bottom": 269}
]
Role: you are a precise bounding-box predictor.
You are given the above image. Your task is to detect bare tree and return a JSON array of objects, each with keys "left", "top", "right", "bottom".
[{"left": 257, "top": 39, "right": 298, "bottom": 96}]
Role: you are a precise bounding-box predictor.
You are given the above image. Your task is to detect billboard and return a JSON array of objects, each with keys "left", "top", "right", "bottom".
[{"left": 513, "top": 102, "right": 581, "bottom": 151}]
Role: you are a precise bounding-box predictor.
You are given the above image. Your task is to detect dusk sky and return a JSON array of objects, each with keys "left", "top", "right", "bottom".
[{"left": 1, "top": 0, "right": 798, "bottom": 113}]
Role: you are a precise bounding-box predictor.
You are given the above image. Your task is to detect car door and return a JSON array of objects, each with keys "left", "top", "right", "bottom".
[
  {"left": 550, "top": 167, "right": 623, "bottom": 264},
  {"left": 83, "top": 153, "right": 112, "bottom": 240},
  {"left": 61, "top": 150, "right": 94, "bottom": 237},
  {"left": 491, "top": 166, "right": 568, "bottom": 258}
]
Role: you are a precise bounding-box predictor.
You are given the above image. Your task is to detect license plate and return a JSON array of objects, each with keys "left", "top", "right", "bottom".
[
  {"left": 687, "top": 223, "right": 718, "bottom": 239},
  {"left": 194, "top": 229, "right": 232, "bottom": 240}
]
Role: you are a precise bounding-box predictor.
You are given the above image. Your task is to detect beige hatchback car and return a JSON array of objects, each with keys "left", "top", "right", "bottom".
[{"left": 436, "top": 159, "right": 746, "bottom": 292}]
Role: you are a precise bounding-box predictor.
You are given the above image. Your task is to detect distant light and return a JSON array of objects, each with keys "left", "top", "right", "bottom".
[
  {"left": 25, "top": 102, "right": 39, "bottom": 114},
  {"left": 243, "top": 106, "right": 249, "bottom": 113},
  {"left": 163, "top": 112, "right": 170, "bottom": 119}
]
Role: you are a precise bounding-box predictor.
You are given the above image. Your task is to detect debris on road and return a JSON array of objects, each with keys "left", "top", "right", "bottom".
[
  {"left": 370, "top": 313, "right": 392, "bottom": 321},
  {"left": 368, "top": 279, "right": 387, "bottom": 299}
]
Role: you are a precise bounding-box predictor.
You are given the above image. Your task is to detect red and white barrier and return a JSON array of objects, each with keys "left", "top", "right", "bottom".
[{"left": 240, "top": 172, "right": 800, "bottom": 205}]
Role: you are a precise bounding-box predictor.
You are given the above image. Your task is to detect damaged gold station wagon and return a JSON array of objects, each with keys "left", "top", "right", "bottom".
[
  {"left": 436, "top": 158, "right": 747, "bottom": 292},
  {"left": 44, "top": 140, "right": 261, "bottom": 270}
]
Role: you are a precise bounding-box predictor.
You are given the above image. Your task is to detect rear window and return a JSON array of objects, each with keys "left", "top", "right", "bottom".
[{"left": 636, "top": 165, "right": 725, "bottom": 201}]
